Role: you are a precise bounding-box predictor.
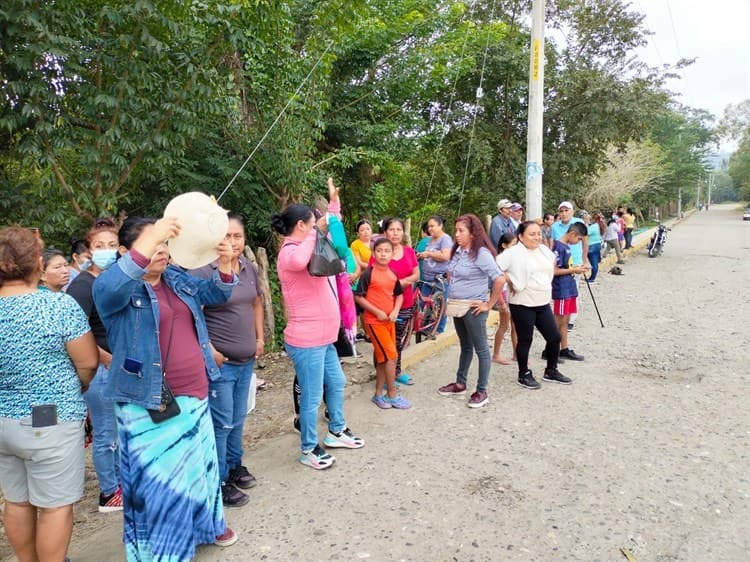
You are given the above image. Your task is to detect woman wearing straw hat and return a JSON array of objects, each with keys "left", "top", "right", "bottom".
[{"left": 93, "top": 214, "right": 240, "bottom": 560}]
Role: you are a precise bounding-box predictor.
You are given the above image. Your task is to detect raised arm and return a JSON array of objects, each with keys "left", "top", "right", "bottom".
[{"left": 278, "top": 228, "right": 317, "bottom": 271}]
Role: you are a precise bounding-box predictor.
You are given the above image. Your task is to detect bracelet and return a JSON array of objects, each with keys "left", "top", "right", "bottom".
[{"left": 256, "top": 339, "right": 264, "bottom": 344}]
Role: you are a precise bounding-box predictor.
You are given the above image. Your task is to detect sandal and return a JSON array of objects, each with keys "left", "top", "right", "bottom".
[{"left": 395, "top": 373, "right": 414, "bottom": 385}]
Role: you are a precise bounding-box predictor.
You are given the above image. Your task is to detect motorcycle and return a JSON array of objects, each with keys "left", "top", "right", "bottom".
[{"left": 647, "top": 223, "right": 670, "bottom": 257}]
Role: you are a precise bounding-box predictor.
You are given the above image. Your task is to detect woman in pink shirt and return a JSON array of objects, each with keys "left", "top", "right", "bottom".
[
  {"left": 273, "top": 204, "right": 364, "bottom": 470},
  {"left": 374, "top": 217, "right": 419, "bottom": 385}
]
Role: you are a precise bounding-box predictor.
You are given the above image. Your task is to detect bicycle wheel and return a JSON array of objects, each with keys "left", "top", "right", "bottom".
[
  {"left": 399, "top": 303, "right": 417, "bottom": 351},
  {"left": 428, "top": 291, "right": 446, "bottom": 336},
  {"left": 416, "top": 305, "right": 432, "bottom": 343}
]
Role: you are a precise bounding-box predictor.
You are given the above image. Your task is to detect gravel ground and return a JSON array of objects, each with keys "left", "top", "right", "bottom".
[{"left": 4, "top": 204, "right": 748, "bottom": 562}]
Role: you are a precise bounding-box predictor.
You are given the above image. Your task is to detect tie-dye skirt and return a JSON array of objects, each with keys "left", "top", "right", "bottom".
[{"left": 115, "top": 396, "right": 226, "bottom": 562}]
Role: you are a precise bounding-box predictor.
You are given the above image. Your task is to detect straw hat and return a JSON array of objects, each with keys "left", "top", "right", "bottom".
[{"left": 163, "top": 192, "right": 228, "bottom": 269}]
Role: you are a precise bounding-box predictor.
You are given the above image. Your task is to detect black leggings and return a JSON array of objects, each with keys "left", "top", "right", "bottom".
[{"left": 509, "top": 303, "right": 561, "bottom": 375}]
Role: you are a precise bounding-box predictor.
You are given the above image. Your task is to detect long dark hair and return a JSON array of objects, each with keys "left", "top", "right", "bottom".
[
  {"left": 118, "top": 217, "right": 156, "bottom": 250},
  {"left": 271, "top": 204, "right": 314, "bottom": 237},
  {"left": 451, "top": 214, "right": 496, "bottom": 259},
  {"left": 496, "top": 232, "right": 516, "bottom": 254}
]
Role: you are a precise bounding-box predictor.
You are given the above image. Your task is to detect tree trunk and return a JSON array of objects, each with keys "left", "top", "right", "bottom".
[{"left": 253, "top": 247, "right": 275, "bottom": 349}]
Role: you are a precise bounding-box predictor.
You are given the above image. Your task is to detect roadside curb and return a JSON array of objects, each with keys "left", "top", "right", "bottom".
[{"left": 598, "top": 211, "right": 693, "bottom": 271}]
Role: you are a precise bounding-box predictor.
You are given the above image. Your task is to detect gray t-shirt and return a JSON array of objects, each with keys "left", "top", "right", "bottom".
[
  {"left": 422, "top": 233, "right": 453, "bottom": 280},
  {"left": 190, "top": 258, "right": 260, "bottom": 363}
]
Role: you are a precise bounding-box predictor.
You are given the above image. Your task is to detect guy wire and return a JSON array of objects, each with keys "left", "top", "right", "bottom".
[{"left": 217, "top": 41, "right": 334, "bottom": 203}]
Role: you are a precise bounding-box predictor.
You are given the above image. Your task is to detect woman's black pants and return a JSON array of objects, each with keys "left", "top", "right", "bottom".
[{"left": 509, "top": 303, "right": 561, "bottom": 375}]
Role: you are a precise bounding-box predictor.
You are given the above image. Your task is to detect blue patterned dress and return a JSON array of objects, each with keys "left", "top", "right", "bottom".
[{"left": 116, "top": 397, "right": 224, "bottom": 562}]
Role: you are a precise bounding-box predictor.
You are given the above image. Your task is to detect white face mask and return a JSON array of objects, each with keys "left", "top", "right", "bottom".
[{"left": 77, "top": 258, "right": 92, "bottom": 271}]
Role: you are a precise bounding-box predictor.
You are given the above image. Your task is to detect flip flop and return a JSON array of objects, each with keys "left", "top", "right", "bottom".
[{"left": 395, "top": 373, "right": 414, "bottom": 385}]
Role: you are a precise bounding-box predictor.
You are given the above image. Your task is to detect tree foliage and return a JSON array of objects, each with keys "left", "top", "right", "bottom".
[
  {"left": 723, "top": 100, "right": 750, "bottom": 200},
  {"left": 1, "top": 0, "right": 717, "bottom": 245},
  {"left": 583, "top": 141, "right": 666, "bottom": 210}
]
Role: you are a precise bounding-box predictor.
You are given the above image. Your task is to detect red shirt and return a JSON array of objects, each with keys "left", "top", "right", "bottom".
[{"left": 152, "top": 282, "right": 208, "bottom": 399}]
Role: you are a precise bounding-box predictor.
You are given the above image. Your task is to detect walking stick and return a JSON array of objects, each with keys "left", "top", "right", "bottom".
[{"left": 583, "top": 275, "right": 604, "bottom": 328}]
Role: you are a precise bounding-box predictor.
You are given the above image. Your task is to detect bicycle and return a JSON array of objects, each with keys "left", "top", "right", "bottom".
[{"left": 411, "top": 275, "right": 447, "bottom": 344}]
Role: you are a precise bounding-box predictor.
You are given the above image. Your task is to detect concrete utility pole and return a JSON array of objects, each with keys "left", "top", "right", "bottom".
[
  {"left": 524, "top": 0, "right": 545, "bottom": 220},
  {"left": 696, "top": 177, "right": 701, "bottom": 208}
]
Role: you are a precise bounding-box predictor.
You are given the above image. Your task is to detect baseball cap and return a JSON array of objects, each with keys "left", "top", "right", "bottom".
[
  {"left": 510, "top": 203, "right": 523, "bottom": 211},
  {"left": 497, "top": 199, "right": 512, "bottom": 209},
  {"left": 558, "top": 201, "right": 574, "bottom": 210}
]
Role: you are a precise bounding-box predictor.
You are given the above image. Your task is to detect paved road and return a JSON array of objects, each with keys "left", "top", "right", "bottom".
[{"left": 65, "top": 204, "right": 749, "bottom": 562}]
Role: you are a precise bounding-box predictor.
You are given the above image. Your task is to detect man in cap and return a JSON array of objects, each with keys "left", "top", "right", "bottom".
[
  {"left": 489, "top": 199, "right": 515, "bottom": 250},
  {"left": 551, "top": 201, "right": 588, "bottom": 333},
  {"left": 509, "top": 203, "right": 524, "bottom": 231}
]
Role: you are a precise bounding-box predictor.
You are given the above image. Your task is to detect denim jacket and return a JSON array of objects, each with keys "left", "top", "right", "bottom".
[{"left": 92, "top": 253, "right": 237, "bottom": 409}]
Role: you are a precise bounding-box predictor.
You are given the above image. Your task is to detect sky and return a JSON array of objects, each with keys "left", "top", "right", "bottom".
[{"left": 632, "top": 0, "right": 750, "bottom": 137}]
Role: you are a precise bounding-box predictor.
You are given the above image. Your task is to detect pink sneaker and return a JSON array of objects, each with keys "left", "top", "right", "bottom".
[{"left": 215, "top": 527, "right": 238, "bottom": 547}]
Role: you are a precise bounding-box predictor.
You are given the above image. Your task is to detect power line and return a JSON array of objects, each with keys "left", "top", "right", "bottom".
[
  {"left": 634, "top": 0, "right": 663, "bottom": 65},
  {"left": 425, "top": 0, "right": 480, "bottom": 204},
  {"left": 664, "top": 0, "right": 681, "bottom": 59},
  {"left": 216, "top": 42, "right": 333, "bottom": 203},
  {"left": 458, "top": 0, "right": 498, "bottom": 215}
]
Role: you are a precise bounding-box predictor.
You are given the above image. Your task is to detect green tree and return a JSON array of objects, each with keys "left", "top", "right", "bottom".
[
  {"left": 641, "top": 105, "right": 715, "bottom": 211},
  {"left": 722, "top": 100, "right": 750, "bottom": 200},
  {"left": 1, "top": 0, "right": 252, "bottom": 235}
]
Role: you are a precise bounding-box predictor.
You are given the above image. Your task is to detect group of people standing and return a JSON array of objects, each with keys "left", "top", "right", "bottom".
[
  {"left": 350, "top": 197, "right": 603, "bottom": 411},
  {"left": 1, "top": 181, "right": 636, "bottom": 561},
  {"left": 1, "top": 212, "right": 265, "bottom": 561}
]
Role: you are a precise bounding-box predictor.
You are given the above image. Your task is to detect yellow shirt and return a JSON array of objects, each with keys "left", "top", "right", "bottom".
[
  {"left": 623, "top": 214, "right": 635, "bottom": 229},
  {"left": 350, "top": 238, "right": 372, "bottom": 266}
]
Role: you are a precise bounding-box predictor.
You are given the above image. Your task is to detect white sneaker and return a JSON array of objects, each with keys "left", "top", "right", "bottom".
[
  {"left": 299, "top": 445, "right": 336, "bottom": 469},
  {"left": 323, "top": 427, "right": 365, "bottom": 449}
]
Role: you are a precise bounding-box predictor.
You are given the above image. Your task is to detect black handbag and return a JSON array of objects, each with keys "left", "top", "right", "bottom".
[
  {"left": 307, "top": 227, "right": 345, "bottom": 277},
  {"left": 147, "top": 287, "right": 181, "bottom": 423},
  {"left": 147, "top": 376, "right": 181, "bottom": 423}
]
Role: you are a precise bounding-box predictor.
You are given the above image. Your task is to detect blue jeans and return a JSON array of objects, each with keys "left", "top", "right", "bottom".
[
  {"left": 453, "top": 310, "right": 491, "bottom": 393},
  {"left": 284, "top": 343, "right": 345, "bottom": 453},
  {"left": 208, "top": 360, "right": 254, "bottom": 482},
  {"left": 587, "top": 243, "right": 601, "bottom": 282},
  {"left": 420, "top": 281, "right": 447, "bottom": 333},
  {"left": 84, "top": 364, "right": 120, "bottom": 495}
]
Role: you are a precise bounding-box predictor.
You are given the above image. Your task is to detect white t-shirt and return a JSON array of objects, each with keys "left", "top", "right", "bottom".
[
  {"left": 604, "top": 222, "right": 620, "bottom": 241},
  {"left": 496, "top": 243, "right": 554, "bottom": 307}
]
